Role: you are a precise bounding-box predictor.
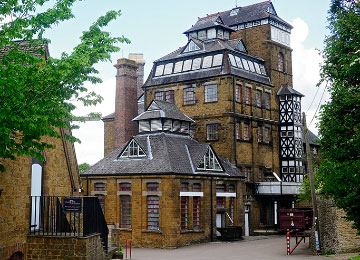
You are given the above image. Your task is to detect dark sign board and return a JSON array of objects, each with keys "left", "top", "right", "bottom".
[{"left": 63, "top": 197, "right": 82, "bottom": 213}]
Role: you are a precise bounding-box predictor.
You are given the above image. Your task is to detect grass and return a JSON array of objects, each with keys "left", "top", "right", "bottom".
[{"left": 347, "top": 255, "right": 360, "bottom": 260}]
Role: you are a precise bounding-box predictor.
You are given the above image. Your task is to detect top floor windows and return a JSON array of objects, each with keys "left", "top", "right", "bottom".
[
  {"left": 228, "top": 54, "right": 267, "bottom": 77},
  {"left": 155, "top": 90, "right": 174, "bottom": 103},
  {"left": 205, "top": 84, "right": 218, "bottom": 103},
  {"left": 154, "top": 54, "right": 223, "bottom": 78}
]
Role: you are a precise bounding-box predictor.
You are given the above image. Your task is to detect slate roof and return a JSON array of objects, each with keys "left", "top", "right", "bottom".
[
  {"left": 81, "top": 133, "right": 243, "bottom": 178},
  {"left": 186, "top": 1, "right": 292, "bottom": 32},
  {"left": 133, "top": 100, "right": 195, "bottom": 122},
  {"left": 101, "top": 112, "right": 115, "bottom": 121},
  {"left": 303, "top": 130, "right": 320, "bottom": 146},
  {"left": 277, "top": 85, "right": 304, "bottom": 97},
  {"left": 184, "top": 15, "right": 234, "bottom": 34},
  {"left": 144, "top": 38, "right": 271, "bottom": 88}
]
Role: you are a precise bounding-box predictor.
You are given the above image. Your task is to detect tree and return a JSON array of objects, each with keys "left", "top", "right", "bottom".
[
  {"left": 317, "top": 0, "right": 360, "bottom": 233},
  {"left": 0, "top": 1, "right": 130, "bottom": 171},
  {"left": 78, "top": 163, "right": 91, "bottom": 173}
]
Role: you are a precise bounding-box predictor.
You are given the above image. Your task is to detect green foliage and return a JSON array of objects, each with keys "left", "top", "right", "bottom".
[
  {"left": 347, "top": 256, "right": 360, "bottom": 260},
  {"left": 0, "top": 1, "right": 130, "bottom": 171},
  {"left": 318, "top": 0, "right": 360, "bottom": 233},
  {"left": 324, "top": 249, "right": 334, "bottom": 255},
  {"left": 78, "top": 163, "right": 91, "bottom": 173}
]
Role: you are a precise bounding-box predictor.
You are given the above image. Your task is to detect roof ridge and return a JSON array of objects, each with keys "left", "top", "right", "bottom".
[
  {"left": 161, "top": 133, "right": 173, "bottom": 173},
  {"left": 197, "top": 0, "right": 271, "bottom": 21}
]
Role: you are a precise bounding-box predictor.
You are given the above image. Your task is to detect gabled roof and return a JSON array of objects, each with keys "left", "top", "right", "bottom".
[
  {"left": 81, "top": 133, "right": 243, "bottom": 178},
  {"left": 184, "top": 15, "right": 235, "bottom": 34},
  {"left": 133, "top": 100, "right": 195, "bottom": 123},
  {"left": 277, "top": 85, "right": 304, "bottom": 97}
]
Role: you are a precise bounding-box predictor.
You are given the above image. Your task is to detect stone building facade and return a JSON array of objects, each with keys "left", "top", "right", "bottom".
[
  {"left": 0, "top": 127, "right": 82, "bottom": 259},
  {"left": 95, "top": 0, "right": 322, "bottom": 247},
  {"left": 82, "top": 100, "right": 245, "bottom": 248}
]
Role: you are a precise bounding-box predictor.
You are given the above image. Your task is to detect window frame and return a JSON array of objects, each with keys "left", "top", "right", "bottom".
[
  {"left": 256, "top": 90, "right": 262, "bottom": 107},
  {"left": 235, "top": 84, "right": 241, "bottom": 103},
  {"left": 120, "top": 195, "right": 131, "bottom": 228},
  {"left": 278, "top": 52, "right": 284, "bottom": 72},
  {"left": 206, "top": 124, "right": 219, "bottom": 141},
  {"left": 204, "top": 84, "right": 218, "bottom": 103},
  {"left": 183, "top": 87, "right": 196, "bottom": 105},
  {"left": 243, "top": 123, "right": 250, "bottom": 140},
  {"left": 147, "top": 196, "right": 160, "bottom": 230},
  {"left": 264, "top": 92, "right": 271, "bottom": 109},
  {"left": 245, "top": 87, "right": 251, "bottom": 104}
]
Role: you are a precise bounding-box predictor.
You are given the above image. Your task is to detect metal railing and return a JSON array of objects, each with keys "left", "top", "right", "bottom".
[{"left": 29, "top": 196, "right": 108, "bottom": 252}]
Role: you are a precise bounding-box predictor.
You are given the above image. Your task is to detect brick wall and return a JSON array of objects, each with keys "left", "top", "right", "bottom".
[
  {"left": 315, "top": 197, "right": 360, "bottom": 254},
  {"left": 113, "top": 58, "right": 139, "bottom": 150},
  {"left": 103, "top": 119, "right": 115, "bottom": 157},
  {"left": 26, "top": 234, "right": 106, "bottom": 260}
]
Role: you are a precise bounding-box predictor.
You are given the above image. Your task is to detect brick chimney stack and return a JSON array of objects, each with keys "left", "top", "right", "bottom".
[
  {"left": 128, "top": 53, "right": 145, "bottom": 98},
  {"left": 113, "top": 58, "right": 138, "bottom": 149}
]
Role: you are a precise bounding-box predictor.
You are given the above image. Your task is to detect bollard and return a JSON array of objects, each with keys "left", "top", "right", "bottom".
[
  {"left": 286, "top": 232, "right": 290, "bottom": 255},
  {"left": 130, "top": 240, "right": 132, "bottom": 259},
  {"left": 126, "top": 240, "right": 128, "bottom": 259}
]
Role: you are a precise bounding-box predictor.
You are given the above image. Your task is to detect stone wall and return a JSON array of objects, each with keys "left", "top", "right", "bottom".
[
  {"left": 316, "top": 197, "right": 360, "bottom": 254},
  {"left": 0, "top": 128, "right": 81, "bottom": 259},
  {"left": 83, "top": 175, "right": 245, "bottom": 248},
  {"left": 26, "top": 234, "right": 106, "bottom": 260}
]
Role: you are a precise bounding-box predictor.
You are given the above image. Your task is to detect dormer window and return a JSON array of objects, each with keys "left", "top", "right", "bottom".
[
  {"left": 230, "top": 8, "right": 239, "bottom": 17},
  {"left": 183, "top": 40, "right": 201, "bottom": 53},
  {"left": 197, "top": 147, "right": 222, "bottom": 171},
  {"left": 120, "top": 139, "right": 146, "bottom": 158}
]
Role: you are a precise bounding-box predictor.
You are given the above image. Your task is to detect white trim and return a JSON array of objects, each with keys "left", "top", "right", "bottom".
[
  {"left": 185, "top": 145, "right": 196, "bottom": 174},
  {"left": 147, "top": 135, "right": 153, "bottom": 160},
  {"left": 180, "top": 192, "right": 203, "bottom": 197},
  {"left": 216, "top": 192, "right": 236, "bottom": 197},
  {"left": 273, "top": 172, "right": 282, "bottom": 182}
]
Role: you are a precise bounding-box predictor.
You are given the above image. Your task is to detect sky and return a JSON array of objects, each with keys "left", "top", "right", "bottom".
[{"left": 41, "top": 0, "right": 332, "bottom": 165}]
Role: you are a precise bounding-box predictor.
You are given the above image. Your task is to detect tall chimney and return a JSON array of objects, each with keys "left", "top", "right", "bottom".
[
  {"left": 113, "top": 58, "right": 138, "bottom": 149},
  {"left": 128, "top": 53, "right": 145, "bottom": 98}
]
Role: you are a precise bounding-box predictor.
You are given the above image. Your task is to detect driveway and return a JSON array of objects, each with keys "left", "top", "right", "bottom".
[{"left": 128, "top": 236, "right": 329, "bottom": 260}]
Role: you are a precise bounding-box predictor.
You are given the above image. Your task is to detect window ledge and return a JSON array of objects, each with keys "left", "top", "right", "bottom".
[
  {"left": 142, "top": 229, "right": 162, "bottom": 234},
  {"left": 204, "top": 101, "right": 218, "bottom": 104},
  {"left": 180, "top": 229, "right": 204, "bottom": 234},
  {"left": 119, "top": 228, "right": 132, "bottom": 232},
  {"left": 258, "top": 141, "right": 272, "bottom": 146},
  {"left": 183, "top": 102, "right": 196, "bottom": 106}
]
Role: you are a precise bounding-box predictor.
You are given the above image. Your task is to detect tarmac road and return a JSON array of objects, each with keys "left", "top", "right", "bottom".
[{"left": 128, "top": 236, "right": 329, "bottom": 260}]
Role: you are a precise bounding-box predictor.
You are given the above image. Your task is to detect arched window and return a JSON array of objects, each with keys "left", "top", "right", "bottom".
[{"left": 278, "top": 52, "right": 284, "bottom": 72}]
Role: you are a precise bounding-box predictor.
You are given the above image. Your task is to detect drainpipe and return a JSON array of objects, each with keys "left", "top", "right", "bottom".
[
  {"left": 86, "top": 176, "right": 89, "bottom": 196},
  {"left": 232, "top": 76, "right": 238, "bottom": 166},
  {"left": 210, "top": 177, "right": 214, "bottom": 242}
]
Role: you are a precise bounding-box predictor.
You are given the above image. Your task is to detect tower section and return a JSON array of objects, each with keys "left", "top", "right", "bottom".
[
  {"left": 277, "top": 85, "right": 304, "bottom": 182},
  {"left": 224, "top": 1, "right": 293, "bottom": 94}
]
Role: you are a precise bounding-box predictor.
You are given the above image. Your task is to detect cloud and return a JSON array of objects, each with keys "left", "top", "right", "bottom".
[
  {"left": 72, "top": 78, "right": 115, "bottom": 165},
  {"left": 291, "top": 18, "right": 330, "bottom": 134}
]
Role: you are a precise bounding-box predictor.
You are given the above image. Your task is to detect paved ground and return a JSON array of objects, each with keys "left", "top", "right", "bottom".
[{"left": 128, "top": 236, "right": 330, "bottom": 260}]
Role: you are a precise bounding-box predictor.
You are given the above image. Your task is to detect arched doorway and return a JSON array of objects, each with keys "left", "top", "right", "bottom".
[{"left": 9, "top": 251, "right": 24, "bottom": 260}]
